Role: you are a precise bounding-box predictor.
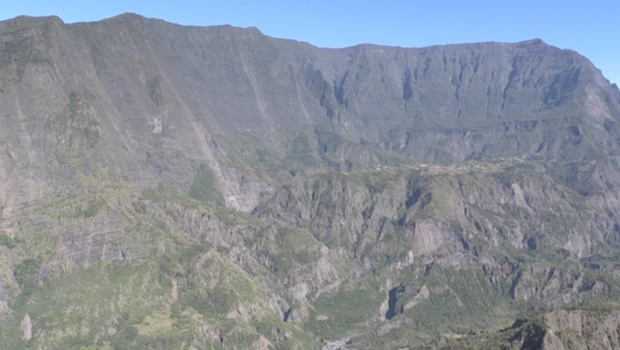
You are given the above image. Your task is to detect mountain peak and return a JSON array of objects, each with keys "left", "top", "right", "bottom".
[
  {"left": 518, "top": 38, "right": 547, "bottom": 46},
  {"left": 0, "top": 14, "right": 64, "bottom": 30},
  {"left": 99, "top": 12, "right": 151, "bottom": 25}
]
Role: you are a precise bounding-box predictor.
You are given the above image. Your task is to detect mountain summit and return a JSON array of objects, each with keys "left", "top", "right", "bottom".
[{"left": 1, "top": 14, "right": 620, "bottom": 349}]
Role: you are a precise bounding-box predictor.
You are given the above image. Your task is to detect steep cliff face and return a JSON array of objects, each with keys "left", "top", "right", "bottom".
[
  {"left": 2, "top": 14, "right": 619, "bottom": 211},
  {"left": 1, "top": 13, "right": 620, "bottom": 349},
  {"left": 543, "top": 309, "right": 620, "bottom": 350},
  {"left": 436, "top": 307, "right": 620, "bottom": 350}
]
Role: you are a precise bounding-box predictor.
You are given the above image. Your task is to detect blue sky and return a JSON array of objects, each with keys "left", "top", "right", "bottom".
[{"left": 1, "top": 1, "right": 619, "bottom": 84}]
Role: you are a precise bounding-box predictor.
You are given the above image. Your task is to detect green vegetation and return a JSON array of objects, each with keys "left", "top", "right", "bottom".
[
  {"left": 46, "top": 93, "right": 101, "bottom": 150},
  {"left": 189, "top": 164, "right": 224, "bottom": 206},
  {"left": 307, "top": 275, "right": 384, "bottom": 338},
  {"left": 146, "top": 75, "right": 165, "bottom": 108}
]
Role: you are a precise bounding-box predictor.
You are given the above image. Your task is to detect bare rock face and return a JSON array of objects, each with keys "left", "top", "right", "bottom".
[
  {"left": 1, "top": 13, "right": 620, "bottom": 349},
  {"left": 20, "top": 314, "right": 31, "bottom": 341},
  {"left": 439, "top": 308, "right": 620, "bottom": 349},
  {"left": 544, "top": 309, "right": 620, "bottom": 350}
]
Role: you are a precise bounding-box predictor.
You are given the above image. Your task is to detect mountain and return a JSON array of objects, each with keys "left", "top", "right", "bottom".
[{"left": 1, "top": 13, "right": 620, "bottom": 349}]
